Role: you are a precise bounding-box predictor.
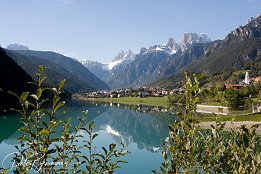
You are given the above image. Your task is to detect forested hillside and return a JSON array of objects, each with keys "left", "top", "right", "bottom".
[
  {"left": 6, "top": 50, "right": 110, "bottom": 92},
  {"left": 0, "top": 47, "right": 34, "bottom": 112}
]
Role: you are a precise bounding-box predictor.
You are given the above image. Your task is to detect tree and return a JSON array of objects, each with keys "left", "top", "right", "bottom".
[
  {"left": 258, "top": 90, "right": 261, "bottom": 103},
  {"left": 224, "top": 88, "right": 245, "bottom": 110}
]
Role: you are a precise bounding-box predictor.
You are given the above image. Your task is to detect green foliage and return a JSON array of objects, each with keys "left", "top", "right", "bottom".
[
  {"left": 131, "top": 92, "right": 139, "bottom": 97},
  {"left": 243, "top": 97, "right": 253, "bottom": 111},
  {"left": 199, "top": 87, "right": 225, "bottom": 105},
  {"left": 196, "top": 113, "right": 261, "bottom": 122},
  {"left": 258, "top": 90, "right": 261, "bottom": 103},
  {"left": 0, "top": 65, "right": 128, "bottom": 173},
  {"left": 196, "top": 83, "right": 260, "bottom": 111},
  {"left": 240, "top": 84, "right": 261, "bottom": 98},
  {"left": 224, "top": 88, "right": 245, "bottom": 110},
  {"left": 168, "top": 94, "right": 185, "bottom": 105},
  {"left": 154, "top": 72, "right": 261, "bottom": 173}
]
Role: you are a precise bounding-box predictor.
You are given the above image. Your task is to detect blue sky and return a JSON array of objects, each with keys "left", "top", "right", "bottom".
[{"left": 0, "top": 0, "right": 261, "bottom": 63}]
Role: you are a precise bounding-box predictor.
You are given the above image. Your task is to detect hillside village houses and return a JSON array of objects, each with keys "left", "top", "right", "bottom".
[
  {"left": 81, "top": 86, "right": 186, "bottom": 99},
  {"left": 81, "top": 70, "right": 261, "bottom": 99},
  {"left": 224, "top": 70, "right": 261, "bottom": 90},
  {"left": 74, "top": 70, "right": 261, "bottom": 115},
  {"left": 223, "top": 70, "right": 261, "bottom": 113},
  {"left": 197, "top": 71, "right": 261, "bottom": 115}
]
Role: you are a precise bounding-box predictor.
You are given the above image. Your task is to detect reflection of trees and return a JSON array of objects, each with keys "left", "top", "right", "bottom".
[
  {"left": 93, "top": 107, "right": 178, "bottom": 153},
  {"left": 0, "top": 101, "right": 108, "bottom": 145},
  {"left": 56, "top": 100, "right": 108, "bottom": 127}
]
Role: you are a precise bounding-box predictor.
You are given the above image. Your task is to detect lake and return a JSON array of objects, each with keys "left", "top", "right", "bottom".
[{"left": 0, "top": 100, "right": 178, "bottom": 174}]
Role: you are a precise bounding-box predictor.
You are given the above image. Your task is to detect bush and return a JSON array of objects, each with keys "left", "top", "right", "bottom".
[
  {"left": 154, "top": 72, "right": 261, "bottom": 173},
  {"left": 168, "top": 94, "right": 185, "bottom": 105},
  {"left": 0, "top": 65, "right": 129, "bottom": 174}
]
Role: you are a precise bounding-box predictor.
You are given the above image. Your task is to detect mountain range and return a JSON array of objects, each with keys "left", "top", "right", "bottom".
[
  {"left": 2, "top": 14, "right": 261, "bottom": 94},
  {"left": 81, "top": 33, "right": 211, "bottom": 89},
  {"left": 81, "top": 15, "right": 261, "bottom": 89}
]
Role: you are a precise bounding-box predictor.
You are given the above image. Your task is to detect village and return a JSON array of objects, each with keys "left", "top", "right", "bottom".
[
  {"left": 78, "top": 71, "right": 261, "bottom": 99},
  {"left": 73, "top": 70, "right": 261, "bottom": 115},
  {"left": 224, "top": 70, "right": 261, "bottom": 89},
  {"left": 80, "top": 86, "right": 186, "bottom": 99}
]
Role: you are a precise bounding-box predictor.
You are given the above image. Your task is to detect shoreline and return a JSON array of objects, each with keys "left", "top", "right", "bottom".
[
  {"left": 72, "top": 96, "right": 261, "bottom": 122},
  {"left": 72, "top": 96, "right": 169, "bottom": 107}
]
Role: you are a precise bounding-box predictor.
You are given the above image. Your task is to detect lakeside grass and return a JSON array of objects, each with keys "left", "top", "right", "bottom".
[
  {"left": 195, "top": 113, "right": 261, "bottom": 122},
  {"left": 75, "top": 96, "right": 169, "bottom": 107}
]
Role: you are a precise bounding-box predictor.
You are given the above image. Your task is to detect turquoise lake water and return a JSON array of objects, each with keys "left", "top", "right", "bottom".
[{"left": 0, "top": 100, "right": 178, "bottom": 173}]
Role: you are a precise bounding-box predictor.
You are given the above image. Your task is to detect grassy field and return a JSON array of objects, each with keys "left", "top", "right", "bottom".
[
  {"left": 74, "top": 96, "right": 169, "bottom": 107},
  {"left": 195, "top": 113, "right": 261, "bottom": 122}
]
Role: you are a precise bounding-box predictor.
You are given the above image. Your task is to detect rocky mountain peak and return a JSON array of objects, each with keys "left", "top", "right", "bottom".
[
  {"left": 226, "top": 15, "right": 261, "bottom": 42},
  {"left": 164, "top": 38, "right": 176, "bottom": 48},
  {"left": 80, "top": 59, "right": 103, "bottom": 66},
  {"left": 180, "top": 33, "right": 211, "bottom": 50},
  {"left": 140, "top": 47, "right": 148, "bottom": 54},
  {"left": 138, "top": 33, "right": 210, "bottom": 55},
  {"left": 112, "top": 49, "right": 135, "bottom": 62},
  {"left": 247, "top": 14, "right": 261, "bottom": 27},
  {"left": 6, "top": 44, "right": 30, "bottom": 50},
  {"left": 107, "top": 50, "right": 135, "bottom": 70}
]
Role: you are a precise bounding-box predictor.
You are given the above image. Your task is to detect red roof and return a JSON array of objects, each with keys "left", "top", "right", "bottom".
[{"left": 255, "top": 76, "right": 261, "bottom": 82}]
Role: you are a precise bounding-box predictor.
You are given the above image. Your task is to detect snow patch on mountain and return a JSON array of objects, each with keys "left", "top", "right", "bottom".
[
  {"left": 107, "top": 59, "right": 124, "bottom": 70},
  {"left": 80, "top": 59, "right": 109, "bottom": 70},
  {"left": 139, "top": 33, "right": 210, "bottom": 55},
  {"left": 107, "top": 50, "right": 135, "bottom": 70},
  {"left": 155, "top": 46, "right": 164, "bottom": 52}
]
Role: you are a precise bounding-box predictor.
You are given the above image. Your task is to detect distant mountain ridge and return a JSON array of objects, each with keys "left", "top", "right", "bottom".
[
  {"left": 6, "top": 44, "right": 29, "bottom": 50},
  {"left": 6, "top": 50, "right": 110, "bottom": 93},
  {"left": 81, "top": 33, "right": 211, "bottom": 89},
  {"left": 81, "top": 49, "right": 135, "bottom": 71}
]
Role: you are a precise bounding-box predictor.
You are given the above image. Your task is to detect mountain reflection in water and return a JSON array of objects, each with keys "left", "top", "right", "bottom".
[{"left": 0, "top": 100, "right": 178, "bottom": 174}]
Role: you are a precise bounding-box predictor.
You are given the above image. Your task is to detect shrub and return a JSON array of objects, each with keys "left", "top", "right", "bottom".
[
  {"left": 154, "top": 72, "right": 261, "bottom": 173},
  {"left": 0, "top": 65, "right": 129, "bottom": 174}
]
